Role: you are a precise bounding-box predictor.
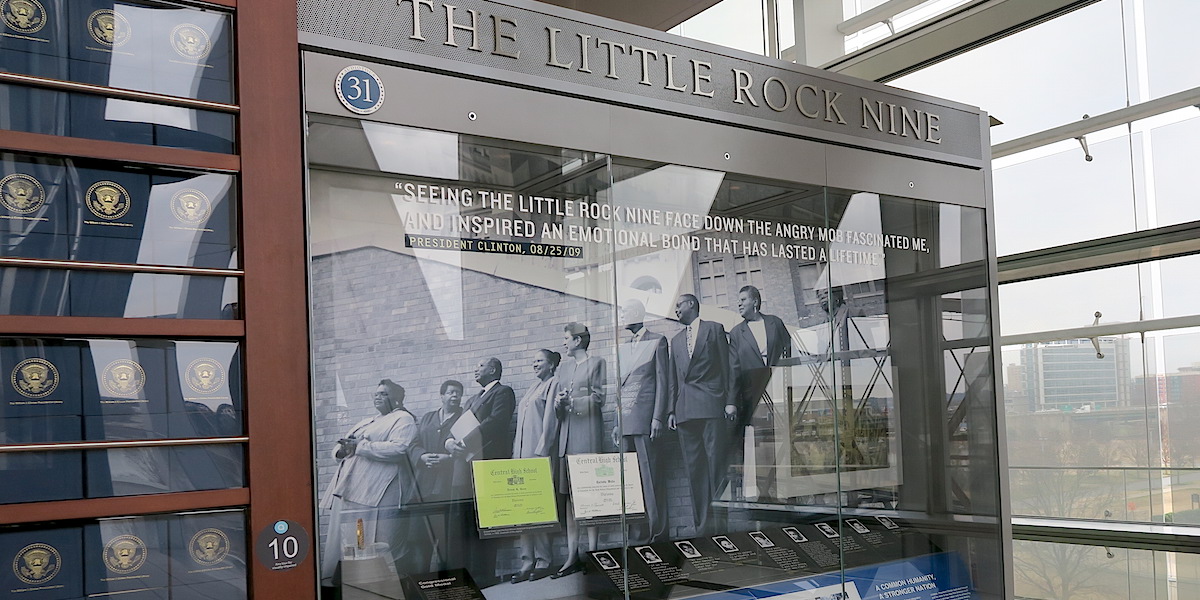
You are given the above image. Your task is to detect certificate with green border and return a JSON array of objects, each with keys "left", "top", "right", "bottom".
[{"left": 471, "top": 457, "right": 559, "bottom": 534}]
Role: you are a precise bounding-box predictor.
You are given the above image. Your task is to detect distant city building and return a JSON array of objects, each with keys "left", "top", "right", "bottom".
[
  {"left": 1019, "top": 338, "right": 1131, "bottom": 412},
  {"left": 1132, "top": 364, "right": 1200, "bottom": 407}
]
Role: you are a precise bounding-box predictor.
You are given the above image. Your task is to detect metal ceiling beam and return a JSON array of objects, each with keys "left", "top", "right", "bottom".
[
  {"left": 534, "top": 0, "right": 723, "bottom": 31},
  {"left": 825, "top": 0, "right": 1099, "bottom": 83},
  {"left": 837, "top": 0, "right": 931, "bottom": 35},
  {"left": 993, "top": 86, "right": 1200, "bottom": 158}
]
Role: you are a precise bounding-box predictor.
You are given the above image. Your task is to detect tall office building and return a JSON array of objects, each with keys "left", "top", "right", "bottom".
[{"left": 1019, "top": 338, "right": 1132, "bottom": 413}]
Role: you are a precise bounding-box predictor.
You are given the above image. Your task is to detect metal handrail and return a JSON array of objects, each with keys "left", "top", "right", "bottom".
[
  {"left": 0, "top": 71, "right": 239, "bottom": 114},
  {"left": 0, "top": 436, "right": 249, "bottom": 453}
]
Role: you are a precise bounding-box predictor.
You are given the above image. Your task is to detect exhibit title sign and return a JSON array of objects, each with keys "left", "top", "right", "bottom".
[{"left": 298, "top": 0, "right": 984, "bottom": 161}]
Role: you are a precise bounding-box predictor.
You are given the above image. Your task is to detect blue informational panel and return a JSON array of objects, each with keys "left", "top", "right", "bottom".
[{"left": 734, "top": 553, "right": 973, "bottom": 600}]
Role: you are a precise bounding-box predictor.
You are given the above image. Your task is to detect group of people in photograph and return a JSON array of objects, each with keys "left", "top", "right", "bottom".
[{"left": 319, "top": 285, "right": 792, "bottom": 589}]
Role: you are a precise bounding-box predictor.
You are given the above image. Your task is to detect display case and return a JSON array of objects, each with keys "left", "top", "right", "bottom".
[{"left": 302, "top": 4, "right": 1002, "bottom": 592}]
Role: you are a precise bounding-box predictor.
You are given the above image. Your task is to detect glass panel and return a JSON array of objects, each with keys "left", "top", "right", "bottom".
[
  {"left": 0, "top": 510, "right": 247, "bottom": 600},
  {"left": 169, "top": 510, "right": 247, "bottom": 599},
  {"left": 1003, "top": 332, "right": 1158, "bottom": 520},
  {"left": 0, "top": 83, "right": 235, "bottom": 153},
  {"left": 1144, "top": 113, "right": 1200, "bottom": 229},
  {"left": 0, "top": 338, "right": 242, "bottom": 441},
  {"left": 998, "top": 264, "right": 1141, "bottom": 336},
  {"left": 85, "top": 516, "right": 170, "bottom": 597},
  {"left": 0, "top": 337, "right": 243, "bottom": 504},
  {"left": 991, "top": 129, "right": 1136, "bottom": 256},
  {"left": 667, "top": 0, "right": 768, "bottom": 56},
  {"left": 1013, "top": 541, "right": 1160, "bottom": 600},
  {"left": 307, "top": 120, "right": 1003, "bottom": 595},
  {"left": 0, "top": 0, "right": 235, "bottom": 103},
  {"left": 1141, "top": 0, "right": 1200, "bottom": 102},
  {"left": 0, "top": 524, "right": 85, "bottom": 597},
  {"left": 0, "top": 153, "right": 70, "bottom": 259},
  {"left": 0, "top": 268, "right": 238, "bottom": 318},
  {"left": 310, "top": 119, "right": 619, "bottom": 596},
  {"left": 890, "top": 0, "right": 1129, "bottom": 145},
  {"left": 1005, "top": 324, "right": 1200, "bottom": 526},
  {"left": 86, "top": 443, "right": 243, "bottom": 497},
  {"left": 2, "top": 152, "right": 239, "bottom": 267},
  {"left": 308, "top": 121, "right": 1001, "bottom": 598}
]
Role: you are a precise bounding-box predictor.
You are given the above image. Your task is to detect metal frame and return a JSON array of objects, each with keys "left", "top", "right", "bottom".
[
  {"left": 239, "top": 1, "right": 315, "bottom": 597},
  {"left": 1012, "top": 517, "right": 1200, "bottom": 553},
  {"left": 982, "top": 109, "right": 1015, "bottom": 600},
  {"left": 299, "top": 0, "right": 988, "bottom": 169},
  {"left": 1, "top": 130, "right": 240, "bottom": 172},
  {"left": 997, "top": 221, "right": 1200, "bottom": 285},
  {"left": 302, "top": 20, "right": 1004, "bottom": 597}
]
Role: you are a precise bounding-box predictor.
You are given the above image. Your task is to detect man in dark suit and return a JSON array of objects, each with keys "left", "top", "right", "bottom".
[
  {"left": 668, "top": 294, "right": 735, "bottom": 536},
  {"left": 728, "top": 285, "right": 792, "bottom": 500},
  {"left": 729, "top": 285, "right": 791, "bottom": 425},
  {"left": 447, "top": 358, "right": 516, "bottom": 461},
  {"left": 612, "top": 298, "right": 670, "bottom": 544},
  {"left": 445, "top": 358, "right": 515, "bottom": 586}
]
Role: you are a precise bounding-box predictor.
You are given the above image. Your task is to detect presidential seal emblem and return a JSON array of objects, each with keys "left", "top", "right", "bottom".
[
  {"left": 86, "top": 181, "right": 131, "bottom": 220},
  {"left": 13, "top": 542, "right": 60, "bottom": 586},
  {"left": 170, "top": 23, "right": 210, "bottom": 60},
  {"left": 88, "top": 9, "right": 131, "bottom": 48},
  {"left": 186, "top": 358, "right": 224, "bottom": 394},
  {"left": 1, "top": 173, "right": 45, "bottom": 214},
  {"left": 3, "top": 0, "right": 46, "bottom": 35},
  {"left": 104, "top": 534, "right": 147, "bottom": 575},
  {"left": 170, "top": 189, "right": 211, "bottom": 225},
  {"left": 11, "top": 357, "right": 58, "bottom": 398},
  {"left": 102, "top": 359, "right": 146, "bottom": 397},
  {"left": 189, "top": 528, "right": 229, "bottom": 566}
]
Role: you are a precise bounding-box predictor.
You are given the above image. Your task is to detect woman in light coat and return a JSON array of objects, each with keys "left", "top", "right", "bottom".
[{"left": 321, "top": 379, "right": 429, "bottom": 582}]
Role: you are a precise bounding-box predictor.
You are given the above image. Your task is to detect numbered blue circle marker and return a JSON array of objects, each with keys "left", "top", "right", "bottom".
[
  {"left": 335, "top": 65, "right": 385, "bottom": 115},
  {"left": 274, "top": 521, "right": 288, "bottom": 534}
]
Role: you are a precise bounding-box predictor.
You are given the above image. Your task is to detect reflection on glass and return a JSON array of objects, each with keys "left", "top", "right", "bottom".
[
  {"left": 0, "top": 268, "right": 237, "bottom": 318},
  {"left": 0, "top": 83, "right": 235, "bottom": 153},
  {"left": 0, "top": 337, "right": 243, "bottom": 504},
  {"left": 0, "top": 0, "right": 234, "bottom": 103},
  {"left": 0, "top": 337, "right": 242, "bottom": 441},
  {"left": 308, "top": 119, "right": 1003, "bottom": 599},
  {"left": 86, "top": 444, "right": 243, "bottom": 498},
  {"left": 85, "top": 516, "right": 170, "bottom": 597},
  {"left": 0, "top": 510, "right": 247, "bottom": 600},
  {"left": 1010, "top": 541, "right": 1200, "bottom": 600},
  {"left": 1, "top": 153, "right": 239, "bottom": 267},
  {"left": 0, "top": 153, "right": 70, "bottom": 259}
]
